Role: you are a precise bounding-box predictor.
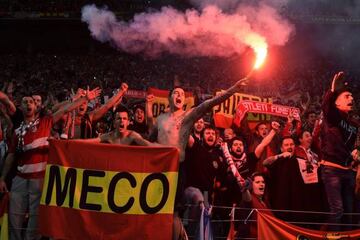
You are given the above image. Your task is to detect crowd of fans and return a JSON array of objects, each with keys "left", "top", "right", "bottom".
[
  {"left": 1, "top": 52, "right": 360, "bottom": 112},
  {"left": 0, "top": 50, "right": 360, "bottom": 240},
  {"left": 0, "top": 0, "right": 166, "bottom": 18}
]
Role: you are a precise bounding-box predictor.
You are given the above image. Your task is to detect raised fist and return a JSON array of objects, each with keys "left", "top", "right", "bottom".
[
  {"left": 120, "top": 83, "right": 128, "bottom": 92},
  {"left": 146, "top": 94, "right": 155, "bottom": 103},
  {"left": 271, "top": 121, "right": 281, "bottom": 131}
]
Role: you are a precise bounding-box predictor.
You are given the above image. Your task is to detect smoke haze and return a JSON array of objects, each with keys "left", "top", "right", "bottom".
[{"left": 81, "top": 1, "right": 294, "bottom": 58}]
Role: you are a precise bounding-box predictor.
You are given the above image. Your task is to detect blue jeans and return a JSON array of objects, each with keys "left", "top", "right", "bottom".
[{"left": 321, "top": 166, "right": 355, "bottom": 231}]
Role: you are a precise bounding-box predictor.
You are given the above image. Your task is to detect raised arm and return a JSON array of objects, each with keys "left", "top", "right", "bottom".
[
  {"left": 52, "top": 87, "right": 101, "bottom": 124},
  {"left": 0, "top": 107, "right": 13, "bottom": 138},
  {"left": 90, "top": 83, "right": 128, "bottom": 122},
  {"left": 254, "top": 121, "right": 280, "bottom": 158},
  {"left": 52, "top": 88, "right": 84, "bottom": 113},
  {"left": 0, "top": 153, "right": 15, "bottom": 192},
  {"left": 188, "top": 134, "right": 195, "bottom": 148},
  {"left": 0, "top": 90, "right": 16, "bottom": 115},
  {"left": 300, "top": 92, "right": 311, "bottom": 112},
  {"left": 281, "top": 113, "right": 302, "bottom": 138},
  {"left": 184, "top": 77, "right": 248, "bottom": 125},
  {"left": 146, "top": 94, "right": 156, "bottom": 131},
  {"left": 322, "top": 72, "right": 344, "bottom": 120}
]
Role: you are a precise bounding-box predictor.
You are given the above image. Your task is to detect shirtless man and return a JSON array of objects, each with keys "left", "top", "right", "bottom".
[
  {"left": 151, "top": 77, "right": 248, "bottom": 162},
  {"left": 149, "top": 78, "right": 248, "bottom": 240},
  {"left": 88, "top": 108, "right": 156, "bottom": 146}
]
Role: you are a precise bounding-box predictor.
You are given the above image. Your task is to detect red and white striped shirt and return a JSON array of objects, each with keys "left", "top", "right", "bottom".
[{"left": 9, "top": 116, "right": 53, "bottom": 179}]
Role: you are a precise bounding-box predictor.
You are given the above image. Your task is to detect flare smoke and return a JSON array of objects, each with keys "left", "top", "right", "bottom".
[{"left": 81, "top": 1, "right": 294, "bottom": 58}]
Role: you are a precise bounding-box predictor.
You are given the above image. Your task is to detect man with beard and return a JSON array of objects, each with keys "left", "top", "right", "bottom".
[
  {"left": 222, "top": 121, "right": 280, "bottom": 205},
  {"left": 293, "top": 130, "right": 328, "bottom": 228},
  {"left": 0, "top": 89, "right": 100, "bottom": 240},
  {"left": 320, "top": 72, "right": 360, "bottom": 230},
  {"left": 65, "top": 83, "right": 128, "bottom": 139},
  {"left": 184, "top": 125, "right": 227, "bottom": 238},
  {"left": 185, "top": 125, "right": 226, "bottom": 203},
  {"left": 90, "top": 108, "right": 157, "bottom": 146},
  {"left": 264, "top": 136, "right": 323, "bottom": 223},
  {"left": 263, "top": 137, "right": 295, "bottom": 220}
]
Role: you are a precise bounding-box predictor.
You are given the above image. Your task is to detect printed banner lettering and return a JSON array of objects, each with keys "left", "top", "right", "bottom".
[
  {"left": 234, "top": 100, "right": 301, "bottom": 127},
  {"left": 212, "top": 91, "right": 272, "bottom": 129},
  {"left": 39, "top": 140, "right": 179, "bottom": 240},
  {"left": 124, "top": 89, "right": 147, "bottom": 99}
]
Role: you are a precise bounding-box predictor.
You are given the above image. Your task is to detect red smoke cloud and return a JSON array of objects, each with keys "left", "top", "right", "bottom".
[{"left": 81, "top": 2, "right": 294, "bottom": 60}]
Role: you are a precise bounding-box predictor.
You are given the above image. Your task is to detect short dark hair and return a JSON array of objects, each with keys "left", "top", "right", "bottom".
[
  {"left": 250, "top": 172, "right": 265, "bottom": 181},
  {"left": 115, "top": 106, "right": 130, "bottom": 117},
  {"left": 32, "top": 92, "right": 45, "bottom": 99},
  {"left": 202, "top": 125, "right": 216, "bottom": 134},
  {"left": 22, "top": 91, "right": 35, "bottom": 99},
  {"left": 229, "top": 136, "right": 246, "bottom": 148},
  {"left": 281, "top": 136, "right": 294, "bottom": 145},
  {"left": 304, "top": 110, "right": 316, "bottom": 119},
  {"left": 296, "top": 130, "right": 311, "bottom": 143},
  {"left": 168, "top": 86, "right": 184, "bottom": 98},
  {"left": 132, "top": 104, "right": 145, "bottom": 112},
  {"left": 255, "top": 121, "right": 267, "bottom": 132}
]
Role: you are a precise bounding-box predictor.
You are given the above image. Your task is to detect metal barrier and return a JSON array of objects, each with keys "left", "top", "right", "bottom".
[{"left": 181, "top": 204, "right": 360, "bottom": 240}]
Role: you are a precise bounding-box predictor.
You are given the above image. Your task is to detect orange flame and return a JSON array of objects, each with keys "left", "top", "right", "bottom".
[
  {"left": 253, "top": 45, "right": 267, "bottom": 69},
  {"left": 245, "top": 34, "right": 268, "bottom": 70}
]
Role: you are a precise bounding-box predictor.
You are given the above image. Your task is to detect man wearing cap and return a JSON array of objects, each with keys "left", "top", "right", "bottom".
[{"left": 320, "top": 72, "right": 360, "bottom": 230}]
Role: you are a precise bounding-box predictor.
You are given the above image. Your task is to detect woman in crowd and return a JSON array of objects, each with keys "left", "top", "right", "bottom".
[{"left": 234, "top": 172, "right": 273, "bottom": 239}]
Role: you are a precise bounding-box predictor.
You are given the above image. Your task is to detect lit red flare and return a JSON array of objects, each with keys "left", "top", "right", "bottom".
[
  {"left": 245, "top": 33, "right": 268, "bottom": 70},
  {"left": 253, "top": 44, "right": 267, "bottom": 69}
]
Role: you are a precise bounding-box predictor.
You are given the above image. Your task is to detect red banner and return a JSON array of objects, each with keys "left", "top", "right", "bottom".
[
  {"left": 234, "top": 100, "right": 301, "bottom": 127},
  {"left": 39, "top": 140, "right": 179, "bottom": 240},
  {"left": 124, "top": 89, "right": 147, "bottom": 99},
  {"left": 258, "top": 211, "right": 360, "bottom": 240},
  {"left": 212, "top": 91, "right": 272, "bottom": 129}
]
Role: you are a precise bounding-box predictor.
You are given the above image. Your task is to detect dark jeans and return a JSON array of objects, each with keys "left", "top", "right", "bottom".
[{"left": 321, "top": 166, "right": 355, "bottom": 231}]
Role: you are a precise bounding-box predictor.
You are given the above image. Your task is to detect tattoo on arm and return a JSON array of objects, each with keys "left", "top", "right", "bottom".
[{"left": 263, "top": 155, "right": 278, "bottom": 166}]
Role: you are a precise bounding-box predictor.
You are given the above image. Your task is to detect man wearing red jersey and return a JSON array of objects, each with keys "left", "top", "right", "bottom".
[{"left": 0, "top": 88, "right": 100, "bottom": 240}]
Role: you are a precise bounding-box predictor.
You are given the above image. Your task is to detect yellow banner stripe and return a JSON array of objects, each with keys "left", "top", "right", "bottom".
[
  {"left": 0, "top": 213, "right": 9, "bottom": 240},
  {"left": 41, "top": 165, "right": 178, "bottom": 215}
]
